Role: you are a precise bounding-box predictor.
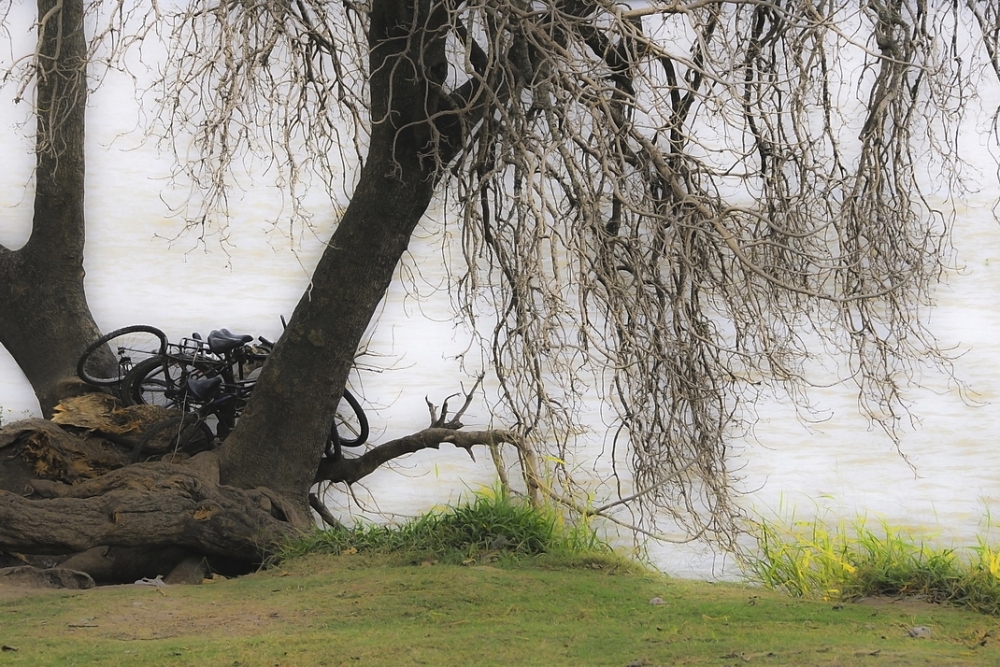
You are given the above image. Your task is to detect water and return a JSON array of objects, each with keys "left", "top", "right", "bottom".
[{"left": 3, "top": 41, "right": 1000, "bottom": 581}]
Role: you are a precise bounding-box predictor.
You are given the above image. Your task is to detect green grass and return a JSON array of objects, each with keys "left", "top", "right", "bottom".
[
  {"left": 4, "top": 553, "right": 1000, "bottom": 666},
  {"left": 744, "top": 513, "right": 1000, "bottom": 615},
  {"left": 278, "top": 486, "right": 620, "bottom": 568}
]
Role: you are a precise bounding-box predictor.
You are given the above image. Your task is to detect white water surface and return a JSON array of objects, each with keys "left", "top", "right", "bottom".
[{"left": 3, "top": 39, "right": 1000, "bottom": 581}]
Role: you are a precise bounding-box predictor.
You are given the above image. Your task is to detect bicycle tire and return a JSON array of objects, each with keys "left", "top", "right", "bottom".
[
  {"left": 325, "top": 388, "right": 369, "bottom": 458},
  {"left": 77, "top": 325, "right": 168, "bottom": 387},
  {"left": 133, "top": 413, "right": 214, "bottom": 463},
  {"left": 122, "top": 355, "right": 212, "bottom": 409}
]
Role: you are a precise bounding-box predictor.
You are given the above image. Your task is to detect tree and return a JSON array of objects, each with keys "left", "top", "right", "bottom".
[
  {"left": 0, "top": 0, "right": 105, "bottom": 416},
  {"left": 1, "top": 0, "right": 999, "bottom": 582}
]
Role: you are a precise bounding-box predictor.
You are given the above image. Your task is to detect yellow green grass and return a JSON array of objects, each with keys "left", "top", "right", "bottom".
[{"left": 744, "top": 513, "right": 1000, "bottom": 615}]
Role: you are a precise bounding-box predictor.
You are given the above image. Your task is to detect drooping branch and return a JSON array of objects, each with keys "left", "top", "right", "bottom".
[{"left": 52, "top": 0, "right": 1000, "bottom": 549}]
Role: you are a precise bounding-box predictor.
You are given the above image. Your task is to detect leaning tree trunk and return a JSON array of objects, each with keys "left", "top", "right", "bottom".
[
  {"left": 0, "top": 0, "right": 105, "bottom": 417},
  {"left": 217, "top": 0, "right": 455, "bottom": 504}
]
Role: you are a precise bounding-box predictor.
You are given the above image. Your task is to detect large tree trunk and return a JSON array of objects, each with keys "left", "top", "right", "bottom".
[
  {"left": 0, "top": 0, "right": 105, "bottom": 416},
  {"left": 218, "top": 0, "right": 453, "bottom": 503}
]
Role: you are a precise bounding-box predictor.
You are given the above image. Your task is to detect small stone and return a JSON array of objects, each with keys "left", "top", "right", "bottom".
[
  {"left": 164, "top": 556, "right": 209, "bottom": 585},
  {"left": 489, "top": 535, "right": 509, "bottom": 550},
  {"left": 0, "top": 566, "right": 94, "bottom": 590}
]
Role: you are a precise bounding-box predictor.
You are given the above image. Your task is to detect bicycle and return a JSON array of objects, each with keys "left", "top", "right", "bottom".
[
  {"left": 78, "top": 324, "right": 368, "bottom": 461},
  {"left": 122, "top": 328, "right": 269, "bottom": 431}
]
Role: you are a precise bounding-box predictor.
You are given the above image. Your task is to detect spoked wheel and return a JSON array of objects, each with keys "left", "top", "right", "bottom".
[
  {"left": 122, "top": 355, "right": 210, "bottom": 410},
  {"left": 133, "top": 414, "right": 215, "bottom": 463},
  {"left": 77, "top": 325, "right": 168, "bottom": 387},
  {"left": 325, "top": 389, "right": 369, "bottom": 459}
]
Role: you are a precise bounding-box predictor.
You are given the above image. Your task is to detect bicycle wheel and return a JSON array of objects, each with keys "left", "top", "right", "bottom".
[
  {"left": 77, "top": 325, "right": 168, "bottom": 387},
  {"left": 325, "top": 389, "right": 369, "bottom": 458},
  {"left": 122, "top": 355, "right": 210, "bottom": 409},
  {"left": 133, "top": 413, "right": 214, "bottom": 463}
]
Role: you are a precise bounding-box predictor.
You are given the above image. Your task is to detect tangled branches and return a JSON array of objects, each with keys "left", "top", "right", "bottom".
[
  {"left": 126, "top": 0, "right": 1000, "bottom": 545},
  {"left": 6, "top": 0, "right": 1000, "bottom": 546}
]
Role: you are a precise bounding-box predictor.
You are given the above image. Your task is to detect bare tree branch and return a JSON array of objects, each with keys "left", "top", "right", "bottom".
[
  {"left": 316, "top": 428, "right": 519, "bottom": 485},
  {"left": 143, "top": 0, "right": 1000, "bottom": 545}
]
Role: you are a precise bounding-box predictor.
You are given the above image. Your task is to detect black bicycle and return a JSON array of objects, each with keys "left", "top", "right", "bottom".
[{"left": 78, "top": 324, "right": 368, "bottom": 461}]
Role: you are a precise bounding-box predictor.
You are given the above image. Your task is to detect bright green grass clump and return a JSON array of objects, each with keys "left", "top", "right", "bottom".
[
  {"left": 745, "top": 514, "right": 1000, "bottom": 615},
  {"left": 280, "top": 487, "right": 617, "bottom": 566}
]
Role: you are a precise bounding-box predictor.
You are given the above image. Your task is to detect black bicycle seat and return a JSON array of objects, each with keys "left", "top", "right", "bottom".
[
  {"left": 207, "top": 329, "right": 254, "bottom": 354},
  {"left": 186, "top": 375, "right": 223, "bottom": 401}
]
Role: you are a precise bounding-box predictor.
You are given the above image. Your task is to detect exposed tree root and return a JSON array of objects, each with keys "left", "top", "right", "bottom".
[
  {"left": 0, "top": 391, "right": 532, "bottom": 586},
  {"left": 0, "top": 414, "right": 304, "bottom": 583},
  {"left": 1, "top": 461, "right": 301, "bottom": 561}
]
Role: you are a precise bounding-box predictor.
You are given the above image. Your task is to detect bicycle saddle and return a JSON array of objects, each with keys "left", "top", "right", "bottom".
[
  {"left": 207, "top": 328, "right": 254, "bottom": 354},
  {"left": 186, "top": 375, "right": 223, "bottom": 401}
]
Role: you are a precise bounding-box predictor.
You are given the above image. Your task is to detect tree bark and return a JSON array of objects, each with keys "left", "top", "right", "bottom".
[
  {"left": 0, "top": 0, "right": 106, "bottom": 416},
  {"left": 218, "top": 0, "right": 456, "bottom": 502}
]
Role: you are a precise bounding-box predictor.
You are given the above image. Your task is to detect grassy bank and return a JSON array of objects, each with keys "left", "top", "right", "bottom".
[
  {"left": 275, "top": 487, "right": 611, "bottom": 565},
  {"left": 3, "top": 495, "right": 1000, "bottom": 665},
  {"left": 3, "top": 553, "right": 1000, "bottom": 666}
]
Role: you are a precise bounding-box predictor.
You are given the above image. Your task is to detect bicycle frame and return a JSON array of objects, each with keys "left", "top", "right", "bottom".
[{"left": 154, "top": 336, "right": 269, "bottom": 438}]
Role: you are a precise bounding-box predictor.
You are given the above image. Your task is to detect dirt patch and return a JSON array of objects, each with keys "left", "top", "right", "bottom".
[
  {"left": 91, "top": 590, "right": 289, "bottom": 640},
  {"left": 22, "top": 583, "right": 292, "bottom": 642},
  {"left": 852, "top": 595, "right": 948, "bottom": 613},
  {"left": 0, "top": 585, "right": 80, "bottom": 602}
]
